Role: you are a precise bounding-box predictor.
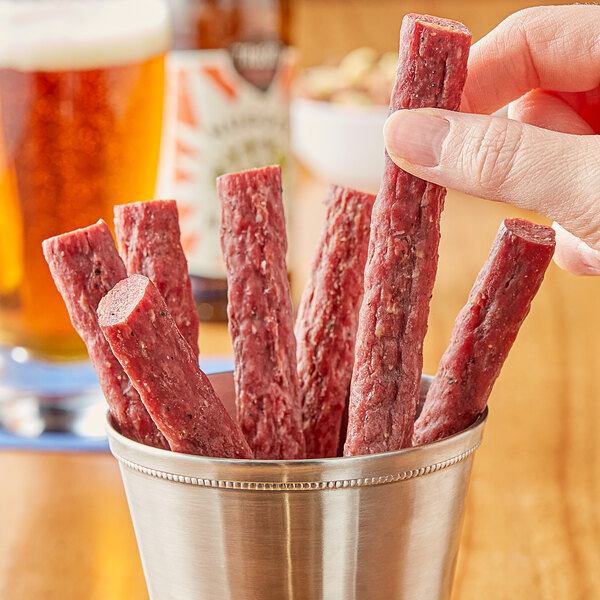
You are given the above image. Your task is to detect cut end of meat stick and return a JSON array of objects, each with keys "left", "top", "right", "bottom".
[
  {"left": 393, "top": 14, "right": 471, "bottom": 113},
  {"left": 504, "top": 218, "right": 556, "bottom": 246},
  {"left": 97, "top": 273, "right": 149, "bottom": 327},
  {"left": 98, "top": 274, "right": 253, "bottom": 459},
  {"left": 413, "top": 218, "right": 555, "bottom": 446},
  {"left": 43, "top": 220, "right": 168, "bottom": 450},
  {"left": 404, "top": 13, "right": 471, "bottom": 34},
  {"left": 114, "top": 200, "right": 199, "bottom": 358},
  {"left": 217, "top": 164, "right": 282, "bottom": 190}
]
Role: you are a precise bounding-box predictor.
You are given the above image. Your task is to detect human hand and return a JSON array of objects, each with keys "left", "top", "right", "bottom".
[{"left": 383, "top": 5, "right": 600, "bottom": 275}]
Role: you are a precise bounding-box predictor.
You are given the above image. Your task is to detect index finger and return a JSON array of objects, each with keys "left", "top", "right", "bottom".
[{"left": 461, "top": 5, "right": 600, "bottom": 114}]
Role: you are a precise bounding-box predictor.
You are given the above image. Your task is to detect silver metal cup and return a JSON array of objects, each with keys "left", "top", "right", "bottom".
[{"left": 107, "top": 372, "right": 487, "bottom": 600}]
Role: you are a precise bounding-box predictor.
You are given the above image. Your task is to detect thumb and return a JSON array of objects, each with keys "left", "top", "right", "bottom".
[
  {"left": 552, "top": 222, "right": 600, "bottom": 276},
  {"left": 383, "top": 108, "right": 600, "bottom": 250}
]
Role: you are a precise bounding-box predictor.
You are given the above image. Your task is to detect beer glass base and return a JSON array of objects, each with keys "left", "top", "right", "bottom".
[{"left": 0, "top": 347, "right": 105, "bottom": 439}]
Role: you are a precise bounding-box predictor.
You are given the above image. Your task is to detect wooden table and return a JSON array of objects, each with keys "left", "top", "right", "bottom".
[{"left": 1, "top": 169, "right": 599, "bottom": 599}]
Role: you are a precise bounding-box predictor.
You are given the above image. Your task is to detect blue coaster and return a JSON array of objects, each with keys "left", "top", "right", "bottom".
[
  {"left": 0, "top": 355, "right": 234, "bottom": 452},
  {"left": 0, "top": 430, "right": 109, "bottom": 452}
]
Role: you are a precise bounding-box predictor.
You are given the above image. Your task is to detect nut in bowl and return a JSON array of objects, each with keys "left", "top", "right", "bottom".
[
  {"left": 291, "top": 98, "right": 388, "bottom": 192},
  {"left": 292, "top": 47, "right": 395, "bottom": 192}
]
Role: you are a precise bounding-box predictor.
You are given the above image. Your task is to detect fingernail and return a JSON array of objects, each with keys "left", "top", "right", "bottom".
[
  {"left": 577, "top": 241, "right": 600, "bottom": 274},
  {"left": 384, "top": 110, "right": 450, "bottom": 167}
]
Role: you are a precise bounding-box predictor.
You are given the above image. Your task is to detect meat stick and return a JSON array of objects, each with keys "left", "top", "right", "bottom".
[
  {"left": 98, "top": 274, "right": 253, "bottom": 459},
  {"left": 114, "top": 200, "right": 199, "bottom": 357},
  {"left": 344, "top": 14, "right": 471, "bottom": 456},
  {"left": 413, "top": 219, "right": 555, "bottom": 445},
  {"left": 217, "top": 165, "right": 305, "bottom": 459}
]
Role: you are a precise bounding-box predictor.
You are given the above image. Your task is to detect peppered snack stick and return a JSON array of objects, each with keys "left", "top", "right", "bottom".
[
  {"left": 114, "top": 200, "right": 199, "bottom": 358},
  {"left": 344, "top": 14, "right": 471, "bottom": 456},
  {"left": 217, "top": 165, "right": 305, "bottom": 460},
  {"left": 42, "top": 221, "right": 168, "bottom": 449},
  {"left": 295, "top": 185, "right": 375, "bottom": 458},
  {"left": 98, "top": 274, "right": 253, "bottom": 459},
  {"left": 413, "top": 219, "right": 555, "bottom": 446}
]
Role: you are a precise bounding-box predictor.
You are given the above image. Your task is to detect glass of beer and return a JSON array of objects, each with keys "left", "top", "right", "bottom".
[{"left": 0, "top": 0, "right": 171, "bottom": 437}]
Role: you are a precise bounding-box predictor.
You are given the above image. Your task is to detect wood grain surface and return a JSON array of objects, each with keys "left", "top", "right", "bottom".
[{"left": 1, "top": 2, "right": 599, "bottom": 598}]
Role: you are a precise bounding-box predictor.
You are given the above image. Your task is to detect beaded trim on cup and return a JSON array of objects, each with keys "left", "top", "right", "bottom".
[{"left": 113, "top": 441, "right": 481, "bottom": 491}]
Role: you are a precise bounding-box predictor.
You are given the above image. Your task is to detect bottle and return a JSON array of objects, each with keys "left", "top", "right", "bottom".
[{"left": 158, "top": 0, "right": 293, "bottom": 321}]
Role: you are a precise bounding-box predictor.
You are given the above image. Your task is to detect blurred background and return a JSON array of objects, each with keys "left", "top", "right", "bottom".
[{"left": 293, "top": 0, "right": 557, "bottom": 66}]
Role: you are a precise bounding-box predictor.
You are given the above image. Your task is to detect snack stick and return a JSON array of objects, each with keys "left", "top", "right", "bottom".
[
  {"left": 344, "top": 15, "right": 471, "bottom": 456},
  {"left": 295, "top": 185, "right": 375, "bottom": 458},
  {"left": 114, "top": 200, "right": 199, "bottom": 358},
  {"left": 98, "top": 274, "right": 253, "bottom": 459},
  {"left": 43, "top": 221, "right": 168, "bottom": 449},
  {"left": 413, "top": 219, "right": 555, "bottom": 446},
  {"left": 217, "top": 166, "right": 305, "bottom": 459}
]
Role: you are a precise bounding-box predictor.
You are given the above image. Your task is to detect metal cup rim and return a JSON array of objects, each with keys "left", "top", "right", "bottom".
[
  {"left": 106, "top": 409, "right": 488, "bottom": 466},
  {"left": 106, "top": 371, "right": 488, "bottom": 487}
]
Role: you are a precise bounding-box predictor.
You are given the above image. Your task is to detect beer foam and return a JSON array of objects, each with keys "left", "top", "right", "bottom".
[{"left": 0, "top": 0, "right": 171, "bottom": 71}]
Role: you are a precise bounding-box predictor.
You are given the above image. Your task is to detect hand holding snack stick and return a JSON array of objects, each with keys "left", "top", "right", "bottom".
[
  {"left": 384, "top": 4, "right": 600, "bottom": 276},
  {"left": 98, "top": 274, "right": 252, "bottom": 459},
  {"left": 114, "top": 200, "right": 199, "bottom": 357}
]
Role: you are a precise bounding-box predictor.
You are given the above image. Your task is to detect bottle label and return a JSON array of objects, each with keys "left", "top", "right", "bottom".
[{"left": 156, "top": 44, "right": 294, "bottom": 278}]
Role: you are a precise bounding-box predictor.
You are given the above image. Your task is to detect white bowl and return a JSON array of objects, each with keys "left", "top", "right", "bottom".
[{"left": 291, "top": 98, "right": 388, "bottom": 193}]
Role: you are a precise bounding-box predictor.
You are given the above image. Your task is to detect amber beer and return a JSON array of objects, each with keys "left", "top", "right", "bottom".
[{"left": 0, "top": 0, "right": 170, "bottom": 360}]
